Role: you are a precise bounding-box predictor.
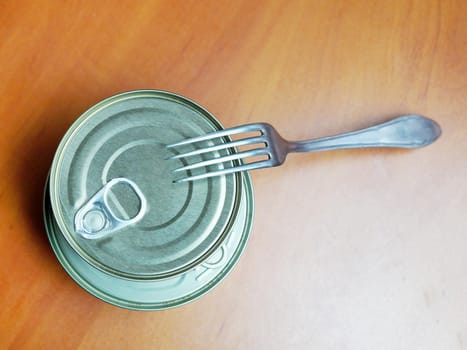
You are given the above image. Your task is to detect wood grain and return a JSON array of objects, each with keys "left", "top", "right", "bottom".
[{"left": 0, "top": 0, "right": 466, "bottom": 349}]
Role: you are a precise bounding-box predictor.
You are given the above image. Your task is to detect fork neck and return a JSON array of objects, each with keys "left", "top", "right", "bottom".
[
  {"left": 287, "top": 132, "right": 384, "bottom": 152},
  {"left": 287, "top": 135, "right": 362, "bottom": 153}
]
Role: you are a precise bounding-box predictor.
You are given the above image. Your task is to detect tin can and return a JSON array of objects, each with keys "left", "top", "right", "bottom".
[{"left": 43, "top": 90, "right": 254, "bottom": 310}]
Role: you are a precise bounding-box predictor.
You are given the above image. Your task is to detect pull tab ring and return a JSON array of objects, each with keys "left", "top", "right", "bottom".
[{"left": 74, "top": 178, "right": 147, "bottom": 239}]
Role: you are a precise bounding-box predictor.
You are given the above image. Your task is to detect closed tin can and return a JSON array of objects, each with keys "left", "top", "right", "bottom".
[{"left": 44, "top": 90, "right": 254, "bottom": 310}]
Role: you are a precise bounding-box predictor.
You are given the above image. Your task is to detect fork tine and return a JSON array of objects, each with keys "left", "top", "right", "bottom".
[
  {"left": 166, "top": 123, "right": 264, "bottom": 148},
  {"left": 173, "top": 160, "right": 272, "bottom": 183},
  {"left": 166, "top": 136, "right": 266, "bottom": 160},
  {"left": 172, "top": 148, "right": 270, "bottom": 173}
]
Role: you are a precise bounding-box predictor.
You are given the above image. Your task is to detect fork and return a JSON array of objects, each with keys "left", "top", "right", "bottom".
[{"left": 166, "top": 115, "right": 441, "bottom": 183}]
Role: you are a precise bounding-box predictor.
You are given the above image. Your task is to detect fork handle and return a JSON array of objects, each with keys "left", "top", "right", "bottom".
[{"left": 287, "top": 115, "right": 441, "bottom": 153}]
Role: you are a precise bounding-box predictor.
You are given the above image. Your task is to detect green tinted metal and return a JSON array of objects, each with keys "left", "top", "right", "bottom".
[{"left": 49, "top": 91, "right": 243, "bottom": 280}]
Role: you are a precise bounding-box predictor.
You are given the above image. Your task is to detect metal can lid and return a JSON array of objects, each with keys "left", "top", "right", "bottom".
[{"left": 49, "top": 90, "right": 241, "bottom": 280}]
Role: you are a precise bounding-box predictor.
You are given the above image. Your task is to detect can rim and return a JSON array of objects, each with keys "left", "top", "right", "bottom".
[{"left": 49, "top": 90, "right": 244, "bottom": 280}]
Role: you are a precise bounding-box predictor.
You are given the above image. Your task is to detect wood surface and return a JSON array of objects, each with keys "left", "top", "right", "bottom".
[{"left": 1, "top": 0, "right": 466, "bottom": 349}]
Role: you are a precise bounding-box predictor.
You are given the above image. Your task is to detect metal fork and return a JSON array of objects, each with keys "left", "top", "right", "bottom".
[{"left": 166, "top": 115, "right": 441, "bottom": 183}]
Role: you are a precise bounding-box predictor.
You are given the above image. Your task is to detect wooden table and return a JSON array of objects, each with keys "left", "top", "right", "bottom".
[{"left": 1, "top": 1, "right": 466, "bottom": 349}]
